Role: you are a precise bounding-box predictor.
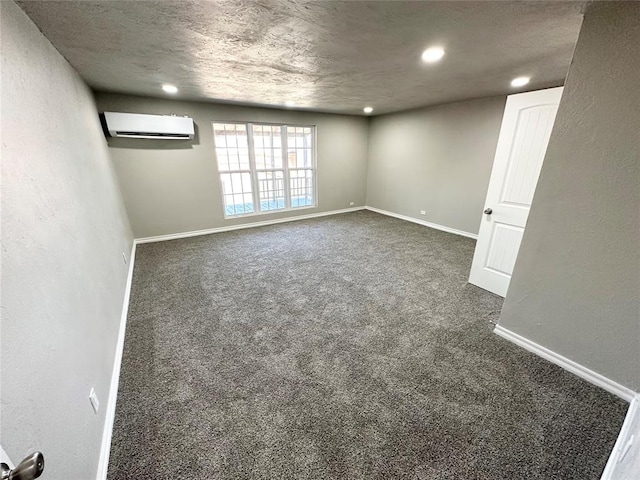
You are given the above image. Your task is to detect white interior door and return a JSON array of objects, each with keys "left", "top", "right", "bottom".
[{"left": 469, "top": 87, "right": 563, "bottom": 297}]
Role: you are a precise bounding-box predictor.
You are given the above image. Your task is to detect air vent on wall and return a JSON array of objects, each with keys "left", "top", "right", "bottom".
[{"left": 101, "top": 112, "right": 194, "bottom": 140}]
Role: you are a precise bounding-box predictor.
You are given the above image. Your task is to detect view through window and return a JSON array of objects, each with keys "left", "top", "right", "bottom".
[{"left": 213, "top": 122, "right": 316, "bottom": 217}]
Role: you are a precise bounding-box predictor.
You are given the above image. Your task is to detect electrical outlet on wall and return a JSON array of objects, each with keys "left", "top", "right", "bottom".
[
  {"left": 89, "top": 388, "right": 100, "bottom": 414},
  {"left": 349, "top": 202, "right": 355, "bottom": 206},
  {"left": 420, "top": 210, "right": 426, "bottom": 216}
]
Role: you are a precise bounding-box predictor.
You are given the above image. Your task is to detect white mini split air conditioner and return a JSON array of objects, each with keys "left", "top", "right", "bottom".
[{"left": 102, "top": 112, "right": 195, "bottom": 139}]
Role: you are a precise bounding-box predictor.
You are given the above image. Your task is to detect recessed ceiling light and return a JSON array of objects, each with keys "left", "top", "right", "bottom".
[
  {"left": 162, "top": 84, "right": 178, "bottom": 94},
  {"left": 363, "top": 106, "right": 373, "bottom": 114},
  {"left": 285, "top": 101, "right": 295, "bottom": 107},
  {"left": 421, "top": 47, "right": 445, "bottom": 63},
  {"left": 511, "top": 77, "right": 530, "bottom": 88}
]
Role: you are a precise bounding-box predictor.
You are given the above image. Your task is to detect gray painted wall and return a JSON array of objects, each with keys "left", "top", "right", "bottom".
[
  {"left": 366, "top": 96, "right": 506, "bottom": 235},
  {"left": 1, "top": 2, "right": 133, "bottom": 478},
  {"left": 94, "top": 93, "right": 369, "bottom": 238},
  {"left": 499, "top": 2, "right": 640, "bottom": 391}
]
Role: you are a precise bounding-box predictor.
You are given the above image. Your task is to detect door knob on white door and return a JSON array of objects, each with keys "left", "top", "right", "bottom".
[
  {"left": 483, "top": 208, "right": 493, "bottom": 215},
  {"left": 1, "top": 452, "right": 44, "bottom": 480}
]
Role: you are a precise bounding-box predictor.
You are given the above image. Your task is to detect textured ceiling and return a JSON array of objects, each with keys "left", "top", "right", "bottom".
[{"left": 17, "top": 0, "right": 585, "bottom": 115}]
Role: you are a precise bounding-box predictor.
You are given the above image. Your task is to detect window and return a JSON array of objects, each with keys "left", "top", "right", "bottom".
[{"left": 213, "top": 122, "right": 316, "bottom": 217}]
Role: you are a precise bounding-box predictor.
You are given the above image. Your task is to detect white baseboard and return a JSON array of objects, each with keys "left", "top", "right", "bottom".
[
  {"left": 135, "top": 207, "right": 366, "bottom": 244},
  {"left": 364, "top": 206, "right": 478, "bottom": 240},
  {"left": 96, "top": 242, "right": 137, "bottom": 480},
  {"left": 134, "top": 206, "right": 477, "bottom": 244},
  {"left": 496, "top": 324, "right": 640, "bottom": 479},
  {"left": 494, "top": 325, "right": 636, "bottom": 402},
  {"left": 601, "top": 393, "right": 640, "bottom": 479}
]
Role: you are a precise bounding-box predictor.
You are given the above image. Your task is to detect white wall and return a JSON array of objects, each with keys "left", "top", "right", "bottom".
[
  {"left": 498, "top": 1, "right": 640, "bottom": 391},
  {"left": 95, "top": 93, "right": 369, "bottom": 239},
  {"left": 1, "top": 2, "right": 133, "bottom": 478},
  {"left": 366, "top": 96, "right": 506, "bottom": 235}
]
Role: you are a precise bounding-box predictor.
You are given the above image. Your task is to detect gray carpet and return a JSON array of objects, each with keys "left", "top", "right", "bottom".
[{"left": 108, "top": 211, "right": 627, "bottom": 479}]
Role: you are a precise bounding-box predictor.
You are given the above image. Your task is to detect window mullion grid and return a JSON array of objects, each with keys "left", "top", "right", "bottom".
[
  {"left": 246, "top": 123, "right": 261, "bottom": 213},
  {"left": 312, "top": 126, "right": 317, "bottom": 205},
  {"left": 222, "top": 168, "right": 251, "bottom": 215},
  {"left": 256, "top": 167, "right": 284, "bottom": 210},
  {"left": 282, "top": 126, "right": 292, "bottom": 209}
]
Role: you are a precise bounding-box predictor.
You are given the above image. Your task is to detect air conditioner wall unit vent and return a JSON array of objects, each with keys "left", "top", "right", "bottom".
[{"left": 101, "top": 112, "right": 195, "bottom": 140}]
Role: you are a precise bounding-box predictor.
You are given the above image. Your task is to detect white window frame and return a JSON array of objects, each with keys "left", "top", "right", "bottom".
[{"left": 212, "top": 121, "right": 317, "bottom": 218}]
